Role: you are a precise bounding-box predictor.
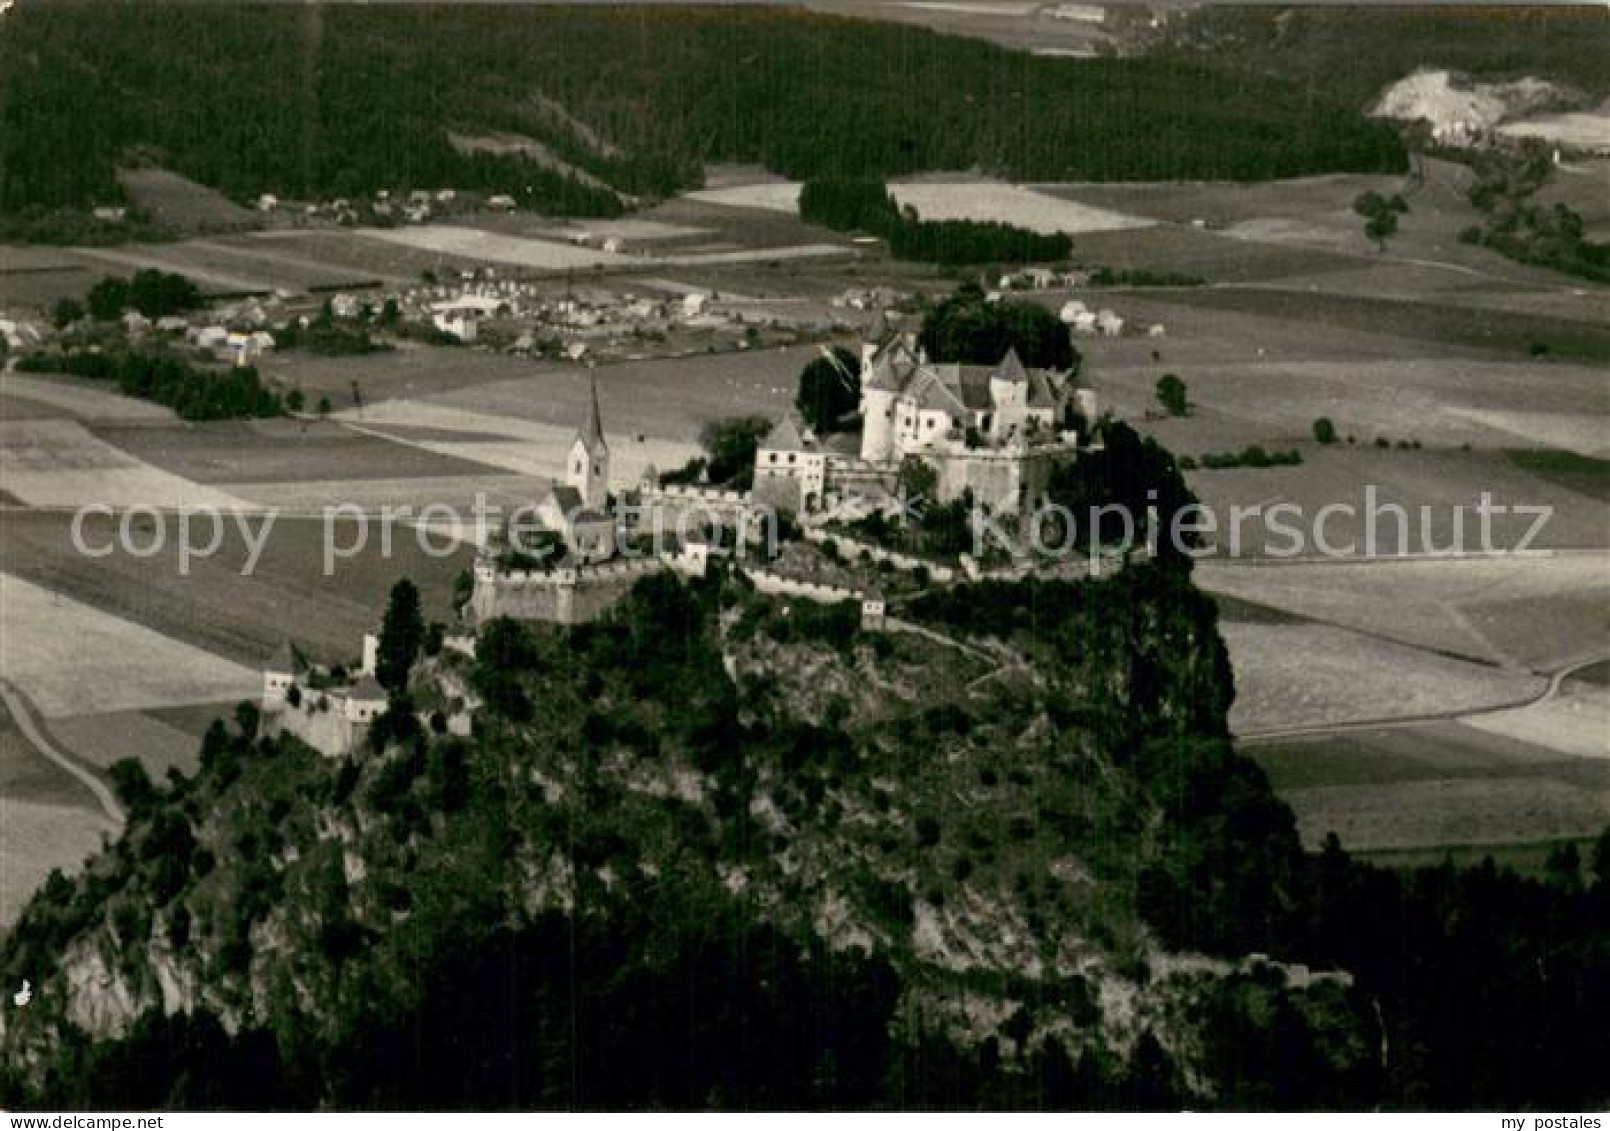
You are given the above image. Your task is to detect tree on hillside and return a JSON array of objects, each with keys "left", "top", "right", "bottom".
[
  {"left": 377, "top": 579, "right": 426, "bottom": 692},
  {"left": 1312, "top": 417, "right": 1337, "bottom": 444},
  {"left": 699, "top": 415, "right": 773, "bottom": 489},
  {"left": 1155, "top": 373, "right": 1189, "bottom": 417},
  {"left": 1364, "top": 210, "right": 1398, "bottom": 251},
  {"left": 52, "top": 297, "right": 84, "bottom": 329},
  {"left": 794, "top": 347, "right": 860, "bottom": 434},
  {"left": 918, "top": 284, "right": 1077, "bottom": 371},
  {"left": 86, "top": 276, "right": 130, "bottom": 321},
  {"left": 127, "top": 269, "right": 201, "bottom": 317},
  {"left": 1353, "top": 191, "right": 1407, "bottom": 252}
]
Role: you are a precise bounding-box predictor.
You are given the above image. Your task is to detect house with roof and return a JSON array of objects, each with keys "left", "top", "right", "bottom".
[{"left": 753, "top": 414, "right": 829, "bottom": 511}]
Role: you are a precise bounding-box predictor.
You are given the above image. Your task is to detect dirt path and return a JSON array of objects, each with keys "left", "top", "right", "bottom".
[{"left": 0, "top": 678, "right": 125, "bottom": 827}]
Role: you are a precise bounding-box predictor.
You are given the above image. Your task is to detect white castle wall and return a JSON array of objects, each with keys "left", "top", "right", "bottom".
[
  {"left": 745, "top": 568, "right": 862, "bottom": 606},
  {"left": 265, "top": 697, "right": 368, "bottom": 759},
  {"left": 470, "top": 548, "right": 709, "bottom": 627}
]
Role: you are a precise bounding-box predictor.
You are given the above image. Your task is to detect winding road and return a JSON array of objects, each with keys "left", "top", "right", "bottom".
[
  {"left": 0, "top": 677, "right": 125, "bottom": 827},
  {"left": 1236, "top": 653, "right": 1609, "bottom": 745}
]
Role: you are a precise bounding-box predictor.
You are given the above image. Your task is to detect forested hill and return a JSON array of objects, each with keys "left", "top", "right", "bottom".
[{"left": 0, "top": 2, "right": 1405, "bottom": 223}]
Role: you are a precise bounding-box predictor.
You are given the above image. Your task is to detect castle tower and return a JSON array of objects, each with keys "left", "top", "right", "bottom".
[
  {"left": 989, "top": 347, "right": 1029, "bottom": 411},
  {"left": 859, "top": 338, "right": 911, "bottom": 465},
  {"left": 566, "top": 371, "right": 610, "bottom": 511},
  {"left": 860, "top": 307, "right": 890, "bottom": 372}
]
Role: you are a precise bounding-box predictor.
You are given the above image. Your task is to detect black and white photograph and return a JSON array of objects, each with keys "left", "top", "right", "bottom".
[{"left": 0, "top": 0, "right": 1606, "bottom": 1115}]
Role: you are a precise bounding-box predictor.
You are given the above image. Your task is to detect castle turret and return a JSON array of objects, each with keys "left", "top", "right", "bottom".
[
  {"left": 566, "top": 371, "right": 610, "bottom": 512},
  {"left": 989, "top": 347, "right": 1029, "bottom": 411},
  {"left": 860, "top": 307, "right": 890, "bottom": 371},
  {"left": 859, "top": 346, "right": 908, "bottom": 464}
]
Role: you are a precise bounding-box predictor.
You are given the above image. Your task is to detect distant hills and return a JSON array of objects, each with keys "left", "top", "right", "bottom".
[{"left": 0, "top": 2, "right": 1406, "bottom": 233}]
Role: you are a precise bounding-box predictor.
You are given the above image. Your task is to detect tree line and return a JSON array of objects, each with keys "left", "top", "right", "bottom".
[
  {"left": 18, "top": 348, "right": 283, "bottom": 421},
  {"left": 800, "top": 178, "right": 1073, "bottom": 266}
]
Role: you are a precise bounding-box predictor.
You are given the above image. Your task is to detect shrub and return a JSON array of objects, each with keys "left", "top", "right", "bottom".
[{"left": 1155, "top": 373, "right": 1188, "bottom": 417}]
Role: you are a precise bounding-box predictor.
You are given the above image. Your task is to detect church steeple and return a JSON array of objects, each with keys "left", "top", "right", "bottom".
[{"left": 566, "top": 371, "right": 610, "bottom": 511}]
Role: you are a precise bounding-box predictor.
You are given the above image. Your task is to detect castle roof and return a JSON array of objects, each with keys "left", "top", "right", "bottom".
[
  {"left": 544, "top": 484, "right": 586, "bottom": 513},
  {"left": 890, "top": 348, "right": 1069, "bottom": 418},
  {"left": 349, "top": 675, "right": 387, "bottom": 704},
  {"left": 993, "top": 347, "right": 1027, "bottom": 385},
  {"left": 906, "top": 368, "right": 970, "bottom": 417},
  {"left": 263, "top": 640, "right": 302, "bottom": 676},
  {"left": 574, "top": 371, "right": 608, "bottom": 460},
  {"left": 759, "top": 414, "right": 812, "bottom": 453},
  {"left": 864, "top": 340, "right": 918, "bottom": 393},
  {"left": 1025, "top": 367, "right": 1061, "bottom": 410}
]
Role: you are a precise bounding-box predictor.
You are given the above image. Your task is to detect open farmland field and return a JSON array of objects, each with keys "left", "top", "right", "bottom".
[
  {"left": 255, "top": 341, "right": 562, "bottom": 408},
  {"left": 802, "top": 0, "right": 1116, "bottom": 55},
  {"left": 0, "top": 697, "right": 96, "bottom": 810},
  {"left": 0, "top": 572, "right": 260, "bottom": 718},
  {"left": 431, "top": 345, "right": 810, "bottom": 441},
  {"left": 1058, "top": 158, "right": 1602, "bottom": 299},
  {"left": 1067, "top": 224, "right": 1372, "bottom": 285},
  {"left": 1208, "top": 554, "right": 1610, "bottom": 674},
  {"left": 0, "top": 798, "right": 113, "bottom": 930},
  {"left": 1536, "top": 157, "right": 1610, "bottom": 240},
  {"left": 1128, "top": 286, "right": 1610, "bottom": 364},
  {"left": 95, "top": 419, "right": 510, "bottom": 485},
  {"left": 1463, "top": 686, "right": 1610, "bottom": 761},
  {"left": 68, "top": 234, "right": 385, "bottom": 295},
  {"left": 223, "top": 473, "right": 542, "bottom": 520},
  {"left": 0, "top": 512, "right": 473, "bottom": 671},
  {"left": 115, "top": 166, "right": 256, "bottom": 234},
  {"left": 355, "top": 225, "right": 629, "bottom": 271},
  {"left": 1221, "top": 620, "right": 1544, "bottom": 737},
  {"left": 245, "top": 229, "right": 507, "bottom": 286},
  {"left": 315, "top": 343, "right": 814, "bottom": 485},
  {"left": 64, "top": 245, "right": 292, "bottom": 298},
  {"left": 1246, "top": 706, "right": 1610, "bottom": 855},
  {"left": 336, "top": 406, "right": 696, "bottom": 489},
  {"left": 1496, "top": 111, "right": 1610, "bottom": 151},
  {"left": 0, "top": 371, "right": 175, "bottom": 425},
  {"left": 636, "top": 197, "right": 862, "bottom": 259},
  {"left": 1040, "top": 172, "right": 1408, "bottom": 228},
  {"left": 1183, "top": 449, "right": 1610, "bottom": 557},
  {"left": 158, "top": 235, "right": 405, "bottom": 290},
  {"left": 1262, "top": 758, "right": 1610, "bottom": 853},
  {"left": 46, "top": 709, "right": 204, "bottom": 779},
  {"left": 688, "top": 178, "right": 1152, "bottom": 235},
  {"left": 0, "top": 419, "right": 251, "bottom": 510},
  {"left": 0, "top": 246, "right": 94, "bottom": 308}
]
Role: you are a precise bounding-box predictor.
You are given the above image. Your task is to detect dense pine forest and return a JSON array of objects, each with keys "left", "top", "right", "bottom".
[{"left": 0, "top": 2, "right": 1406, "bottom": 228}]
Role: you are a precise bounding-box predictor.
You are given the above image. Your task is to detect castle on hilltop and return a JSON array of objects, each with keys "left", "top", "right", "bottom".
[{"left": 753, "top": 315, "right": 1097, "bottom": 515}]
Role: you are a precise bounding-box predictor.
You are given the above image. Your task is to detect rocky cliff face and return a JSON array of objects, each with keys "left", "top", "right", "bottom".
[{"left": 0, "top": 565, "right": 1378, "bottom": 1108}]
